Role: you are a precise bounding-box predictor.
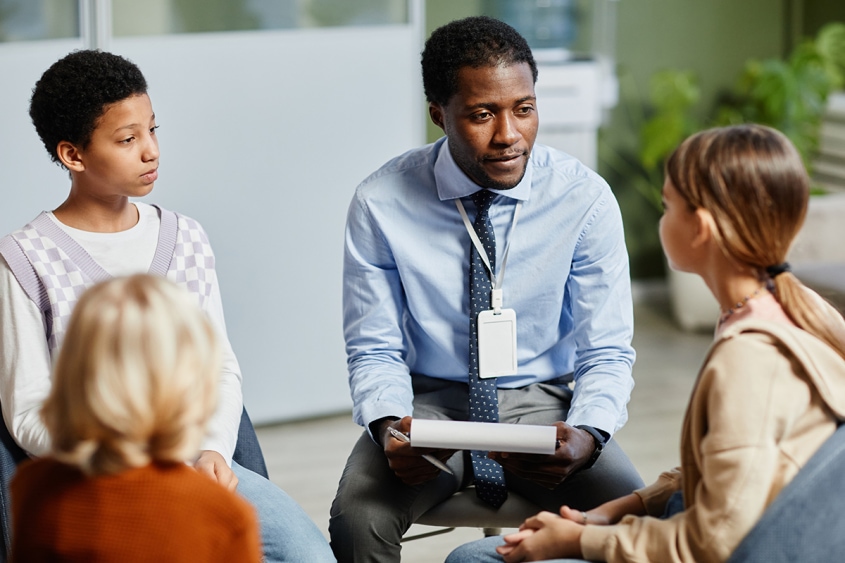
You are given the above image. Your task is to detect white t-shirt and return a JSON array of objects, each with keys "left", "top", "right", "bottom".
[{"left": 0, "top": 203, "right": 243, "bottom": 464}]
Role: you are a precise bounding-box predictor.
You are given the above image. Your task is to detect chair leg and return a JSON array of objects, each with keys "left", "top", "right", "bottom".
[
  {"left": 482, "top": 527, "right": 502, "bottom": 537},
  {"left": 402, "top": 527, "right": 456, "bottom": 542}
]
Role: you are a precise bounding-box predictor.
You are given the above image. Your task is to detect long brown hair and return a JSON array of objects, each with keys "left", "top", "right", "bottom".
[{"left": 666, "top": 124, "right": 845, "bottom": 359}]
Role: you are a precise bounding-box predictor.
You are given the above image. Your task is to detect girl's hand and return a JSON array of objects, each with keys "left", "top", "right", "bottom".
[
  {"left": 496, "top": 529, "right": 535, "bottom": 558},
  {"left": 558, "top": 492, "right": 648, "bottom": 527},
  {"left": 496, "top": 511, "right": 583, "bottom": 562},
  {"left": 559, "top": 504, "right": 611, "bottom": 526}
]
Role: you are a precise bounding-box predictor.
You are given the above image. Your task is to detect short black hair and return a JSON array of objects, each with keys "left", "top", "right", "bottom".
[
  {"left": 29, "top": 49, "right": 148, "bottom": 166},
  {"left": 421, "top": 15, "right": 538, "bottom": 106}
]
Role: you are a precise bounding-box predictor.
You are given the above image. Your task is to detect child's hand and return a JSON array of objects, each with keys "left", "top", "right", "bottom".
[
  {"left": 559, "top": 505, "right": 611, "bottom": 526},
  {"left": 496, "top": 511, "right": 583, "bottom": 562},
  {"left": 497, "top": 528, "right": 535, "bottom": 557},
  {"left": 194, "top": 450, "right": 239, "bottom": 492},
  {"left": 559, "top": 493, "right": 647, "bottom": 528}
]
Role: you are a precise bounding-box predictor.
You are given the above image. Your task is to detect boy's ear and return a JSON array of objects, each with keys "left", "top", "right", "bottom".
[
  {"left": 691, "top": 208, "right": 715, "bottom": 249},
  {"left": 56, "top": 141, "right": 85, "bottom": 172},
  {"left": 428, "top": 102, "right": 445, "bottom": 131}
]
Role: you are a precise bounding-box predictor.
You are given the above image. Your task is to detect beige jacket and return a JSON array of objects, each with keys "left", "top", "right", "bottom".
[{"left": 581, "top": 319, "right": 845, "bottom": 563}]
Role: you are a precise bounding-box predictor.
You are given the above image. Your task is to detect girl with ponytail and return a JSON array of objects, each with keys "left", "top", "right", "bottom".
[
  {"left": 663, "top": 124, "right": 845, "bottom": 357},
  {"left": 447, "top": 124, "right": 845, "bottom": 563}
]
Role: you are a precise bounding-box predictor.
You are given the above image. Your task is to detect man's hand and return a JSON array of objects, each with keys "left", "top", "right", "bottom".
[
  {"left": 497, "top": 511, "right": 584, "bottom": 562},
  {"left": 194, "top": 450, "right": 239, "bottom": 492},
  {"left": 378, "top": 416, "right": 455, "bottom": 485},
  {"left": 489, "top": 421, "right": 596, "bottom": 489}
]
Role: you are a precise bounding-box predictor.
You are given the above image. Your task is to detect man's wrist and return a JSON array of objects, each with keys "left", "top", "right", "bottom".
[
  {"left": 369, "top": 416, "right": 399, "bottom": 446},
  {"left": 575, "top": 425, "right": 607, "bottom": 470}
]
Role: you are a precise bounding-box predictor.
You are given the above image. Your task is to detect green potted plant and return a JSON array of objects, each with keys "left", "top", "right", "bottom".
[{"left": 607, "top": 22, "right": 845, "bottom": 330}]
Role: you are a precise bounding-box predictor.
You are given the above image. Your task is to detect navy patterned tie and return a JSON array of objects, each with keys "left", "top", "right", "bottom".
[{"left": 467, "top": 189, "right": 508, "bottom": 508}]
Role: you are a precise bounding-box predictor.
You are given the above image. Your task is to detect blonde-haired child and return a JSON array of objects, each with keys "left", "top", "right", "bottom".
[
  {"left": 0, "top": 48, "right": 334, "bottom": 562},
  {"left": 10, "top": 274, "right": 262, "bottom": 562},
  {"left": 447, "top": 124, "right": 845, "bottom": 563}
]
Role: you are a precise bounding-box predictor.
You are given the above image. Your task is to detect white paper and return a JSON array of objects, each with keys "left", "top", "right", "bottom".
[{"left": 410, "top": 419, "right": 557, "bottom": 454}]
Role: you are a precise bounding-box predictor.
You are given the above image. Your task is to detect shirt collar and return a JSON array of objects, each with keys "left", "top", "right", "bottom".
[{"left": 434, "top": 138, "right": 532, "bottom": 202}]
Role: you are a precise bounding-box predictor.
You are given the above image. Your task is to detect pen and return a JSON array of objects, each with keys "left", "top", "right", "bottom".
[{"left": 387, "top": 426, "right": 454, "bottom": 475}]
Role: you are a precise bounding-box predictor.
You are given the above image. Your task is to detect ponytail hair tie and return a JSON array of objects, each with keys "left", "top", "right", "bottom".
[{"left": 765, "top": 262, "right": 791, "bottom": 278}]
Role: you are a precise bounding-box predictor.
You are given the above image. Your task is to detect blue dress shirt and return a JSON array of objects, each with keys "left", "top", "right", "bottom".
[{"left": 343, "top": 138, "right": 635, "bottom": 437}]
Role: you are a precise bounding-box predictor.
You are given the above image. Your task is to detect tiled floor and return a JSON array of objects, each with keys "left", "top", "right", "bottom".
[{"left": 255, "top": 290, "right": 714, "bottom": 562}]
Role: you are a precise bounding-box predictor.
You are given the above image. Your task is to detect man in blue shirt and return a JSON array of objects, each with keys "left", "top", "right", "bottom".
[{"left": 329, "top": 16, "right": 643, "bottom": 563}]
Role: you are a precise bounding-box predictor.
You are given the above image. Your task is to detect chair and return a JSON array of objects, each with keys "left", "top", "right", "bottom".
[
  {"left": 404, "top": 486, "right": 542, "bottom": 541},
  {"left": 0, "top": 417, "right": 28, "bottom": 563},
  {"left": 727, "top": 423, "right": 845, "bottom": 562},
  {"left": 233, "top": 406, "right": 269, "bottom": 479},
  {"left": 0, "top": 406, "right": 268, "bottom": 563}
]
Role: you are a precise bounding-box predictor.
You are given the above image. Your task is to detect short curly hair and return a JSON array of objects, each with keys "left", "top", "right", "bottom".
[
  {"left": 422, "top": 16, "right": 537, "bottom": 106},
  {"left": 29, "top": 49, "right": 148, "bottom": 166}
]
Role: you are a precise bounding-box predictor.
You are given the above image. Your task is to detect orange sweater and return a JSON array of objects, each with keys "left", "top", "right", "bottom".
[{"left": 10, "top": 459, "right": 262, "bottom": 562}]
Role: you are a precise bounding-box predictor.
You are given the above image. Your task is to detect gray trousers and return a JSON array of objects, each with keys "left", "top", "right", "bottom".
[{"left": 328, "top": 375, "right": 644, "bottom": 563}]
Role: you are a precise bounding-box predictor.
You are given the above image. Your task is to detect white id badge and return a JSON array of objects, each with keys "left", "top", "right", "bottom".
[{"left": 478, "top": 308, "right": 518, "bottom": 378}]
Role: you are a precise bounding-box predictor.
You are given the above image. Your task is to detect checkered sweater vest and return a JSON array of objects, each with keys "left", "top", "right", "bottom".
[{"left": 0, "top": 206, "right": 215, "bottom": 359}]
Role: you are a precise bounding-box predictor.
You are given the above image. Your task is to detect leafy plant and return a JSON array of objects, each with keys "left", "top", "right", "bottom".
[
  {"left": 634, "top": 22, "right": 845, "bottom": 210},
  {"left": 600, "top": 22, "right": 845, "bottom": 279},
  {"left": 637, "top": 71, "right": 701, "bottom": 209}
]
